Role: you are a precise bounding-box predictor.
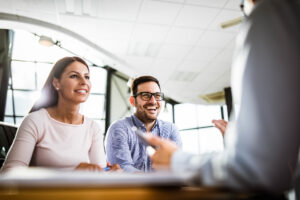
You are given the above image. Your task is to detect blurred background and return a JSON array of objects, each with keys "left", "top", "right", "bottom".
[{"left": 0, "top": 0, "right": 243, "bottom": 156}]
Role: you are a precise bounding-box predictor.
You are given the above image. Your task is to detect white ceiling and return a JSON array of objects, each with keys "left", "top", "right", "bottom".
[{"left": 0, "top": 0, "right": 242, "bottom": 104}]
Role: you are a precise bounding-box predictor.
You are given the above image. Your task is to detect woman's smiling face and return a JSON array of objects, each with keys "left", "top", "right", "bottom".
[{"left": 53, "top": 61, "right": 91, "bottom": 105}]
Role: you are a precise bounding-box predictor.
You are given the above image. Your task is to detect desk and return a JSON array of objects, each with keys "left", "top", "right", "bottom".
[
  {"left": 0, "top": 186, "right": 254, "bottom": 200},
  {"left": 0, "top": 168, "right": 284, "bottom": 200}
]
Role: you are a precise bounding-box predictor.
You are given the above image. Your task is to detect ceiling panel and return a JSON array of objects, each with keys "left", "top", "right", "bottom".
[
  {"left": 177, "top": 60, "right": 208, "bottom": 71},
  {"left": 127, "top": 41, "right": 160, "bottom": 57},
  {"left": 98, "top": 0, "right": 141, "bottom": 21},
  {"left": 138, "top": 0, "right": 182, "bottom": 25},
  {"left": 165, "top": 27, "right": 203, "bottom": 45},
  {"left": 224, "top": 39, "right": 237, "bottom": 50},
  {"left": 168, "top": 70, "right": 198, "bottom": 82},
  {"left": 81, "top": 0, "right": 99, "bottom": 17},
  {"left": 206, "top": 70, "right": 231, "bottom": 93},
  {"left": 197, "top": 30, "right": 235, "bottom": 48},
  {"left": 13, "top": 0, "right": 56, "bottom": 13},
  {"left": 148, "top": 58, "right": 180, "bottom": 83},
  {"left": 213, "top": 48, "right": 235, "bottom": 63},
  {"left": 15, "top": 10, "right": 58, "bottom": 25},
  {"left": 155, "top": 0, "right": 185, "bottom": 3},
  {"left": 0, "top": 0, "right": 14, "bottom": 12},
  {"left": 157, "top": 44, "right": 192, "bottom": 60},
  {"left": 174, "top": 5, "right": 219, "bottom": 29},
  {"left": 129, "top": 24, "right": 169, "bottom": 42},
  {"left": 57, "top": 0, "right": 101, "bottom": 17},
  {"left": 125, "top": 55, "right": 155, "bottom": 73},
  {"left": 186, "top": 46, "right": 220, "bottom": 61},
  {"left": 208, "top": 9, "right": 242, "bottom": 33},
  {"left": 57, "top": 15, "right": 98, "bottom": 36},
  {"left": 92, "top": 19, "right": 134, "bottom": 40},
  {"left": 195, "top": 71, "right": 219, "bottom": 85},
  {"left": 163, "top": 80, "right": 188, "bottom": 94},
  {"left": 60, "top": 16, "right": 134, "bottom": 40},
  {"left": 96, "top": 39, "right": 129, "bottom": 55},
  {"left": 186, "top": 0, "right": 227, "bottom": 8},
  {"left": 204, "top": 61, "right": 231, "bottom": 74},
  {"left": 225, "top": 0, "right": 241, "bottom": 10}
]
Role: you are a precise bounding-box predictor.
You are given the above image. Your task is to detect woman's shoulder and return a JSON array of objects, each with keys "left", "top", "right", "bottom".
[
  {"left": 17, "top": 109, "right": 48, "bottom": 139},
  {"left": 23, "top": 108, "right": 49, "bottom": 123},
  {"left": 84, "top": 117, "right": 102, "bottom": 132}
]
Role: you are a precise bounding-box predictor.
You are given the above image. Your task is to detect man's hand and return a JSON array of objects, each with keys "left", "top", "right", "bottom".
[
  {"left": 75, "top": 162, "right": 103, "bottom": 171},
  {"left": 212, "top": 119, "right": 228, "bottom": 136},
  {"left": 106, "top": 162, "right": 123, "bottom": 172},
  {"left": 147, "top": 135, "right": 179, "bottom": 170}
]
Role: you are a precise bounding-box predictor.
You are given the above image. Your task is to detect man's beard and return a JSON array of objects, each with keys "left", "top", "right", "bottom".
[{"left": 135, "top": 103, "right": 159, "bottom": 123}]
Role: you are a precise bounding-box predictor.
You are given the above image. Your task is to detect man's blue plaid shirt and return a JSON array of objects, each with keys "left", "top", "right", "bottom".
[{"left": 105, "top": 114, "right": 182, "bottom": 172}]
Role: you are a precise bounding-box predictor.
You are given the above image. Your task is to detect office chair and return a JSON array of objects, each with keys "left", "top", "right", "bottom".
[{"left": 0, "top": 122, "right": 17, "bottom": 168}]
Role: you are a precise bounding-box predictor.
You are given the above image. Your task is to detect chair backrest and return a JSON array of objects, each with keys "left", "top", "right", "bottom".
[{"left": 0, "top": 122, "right": 18, "bottom": 168}]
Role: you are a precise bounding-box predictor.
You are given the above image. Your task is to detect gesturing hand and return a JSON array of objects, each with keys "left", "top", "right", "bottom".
[
  {"left": 147, "top": 135, "right": 179, "bottom": 170},
  {"left": 212, "top": 119, "right": 228, "bottom": 136}
]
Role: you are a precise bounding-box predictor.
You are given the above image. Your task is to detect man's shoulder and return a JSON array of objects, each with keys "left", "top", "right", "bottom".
[
  {"left": 106, "top": 116, "right": 134, "bottom": 140},
  {"left": 108, "top": 116, "right": 133, "bottom": 131},
  {"left": 157, "top": 119, "right": 178, "bottom": 137},
  {"left": 157, "top": 119, "right": 181, "bottom": 145},
  {"left": 157, "top": 119, "right": 175, "bottom": 129}
]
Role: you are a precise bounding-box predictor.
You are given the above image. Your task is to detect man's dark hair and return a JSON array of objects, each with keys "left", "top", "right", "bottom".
[{"left": 131, "top": 76, "right": 160, "bottom": 96}]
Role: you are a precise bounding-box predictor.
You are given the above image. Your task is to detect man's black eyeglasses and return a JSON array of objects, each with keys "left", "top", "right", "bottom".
[{"left": 133, "top": 92, "right": 164, "bottom": 101}]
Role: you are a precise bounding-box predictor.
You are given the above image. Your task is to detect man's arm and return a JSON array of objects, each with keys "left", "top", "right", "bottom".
[
  {"left": 168, "top": 123, "right": 182, "bottom": 147},
  {"left": 105, "top": 124, "right": 141, "bottom": 173}
]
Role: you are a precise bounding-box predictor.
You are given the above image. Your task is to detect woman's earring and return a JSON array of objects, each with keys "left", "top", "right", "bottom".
[{"left": 56, "top": 87, "right": 59, "bottom": 91}]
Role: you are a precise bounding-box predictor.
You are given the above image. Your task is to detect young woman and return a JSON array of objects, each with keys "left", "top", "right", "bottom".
[{"left": 1, "top": 56, "right": 119, "bottom": 173}]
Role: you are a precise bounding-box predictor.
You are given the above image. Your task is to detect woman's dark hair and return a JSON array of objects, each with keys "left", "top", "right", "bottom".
[
  {"left": 131, "top": 76, "right": 160, "bottom": 96},
  {"left": 30, "top": 56, "right": 89, "bottom": 113}
]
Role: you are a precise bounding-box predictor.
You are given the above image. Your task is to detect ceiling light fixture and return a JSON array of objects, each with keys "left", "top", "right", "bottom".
[
  {"left": 220, "top": 16, "right": 243, "bottom": 29},
  {"left": 34, "top": 33, "right": 99, "bottom": 67},
  {"left": 38, "top": 35, "right": 56, "bottom": 47}
]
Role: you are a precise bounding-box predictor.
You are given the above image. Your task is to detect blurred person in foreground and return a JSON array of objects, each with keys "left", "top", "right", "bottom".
[
  {"left": 1, "top": 57, "right": 120, "bottom": 173},
  {"left": 148, "top": 0, "right": 300, "bottom": 194}
]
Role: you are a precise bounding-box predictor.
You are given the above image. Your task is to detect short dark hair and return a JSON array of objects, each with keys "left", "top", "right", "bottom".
[
  {"left": 131, "top": 76, "right": 160, "bottom": 96},
  {"left": 30, "top": 56, "right": 89, "bottom": 113}
]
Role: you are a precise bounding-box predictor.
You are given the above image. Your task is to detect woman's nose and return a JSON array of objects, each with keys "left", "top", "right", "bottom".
[{"left": 80, "top": 76, "right": 89, "bottom": 85}]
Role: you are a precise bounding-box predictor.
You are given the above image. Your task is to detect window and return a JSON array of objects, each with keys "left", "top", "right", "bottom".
[
  {"left": 158, "top": 102, "right": 174, "bottom": 123},
  {"left": 174, "top": 103, "right": 225, "bottom": 155},
  {"left": 4, "top": 30, "right": 107, "bottom": 132}
]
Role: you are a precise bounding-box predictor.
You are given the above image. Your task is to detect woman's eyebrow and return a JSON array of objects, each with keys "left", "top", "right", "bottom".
[
  {"left": 67, "top": 71, "right": 89, "bottom": 75},
  {"left": 67, "top": 71, "right": 79, "bottom": 74}
]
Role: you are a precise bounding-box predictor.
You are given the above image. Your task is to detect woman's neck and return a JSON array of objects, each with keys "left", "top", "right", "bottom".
[{"left": 47, "top": 102, "right": 83, "bottom": 124}]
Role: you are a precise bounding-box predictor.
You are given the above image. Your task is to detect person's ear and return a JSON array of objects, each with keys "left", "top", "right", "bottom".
[
  {"left": 129, "top": 96, "right": 135, "bottom": 107},
  {"left": 52, "top": 78, "right": 60, "bottom": 91}
]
